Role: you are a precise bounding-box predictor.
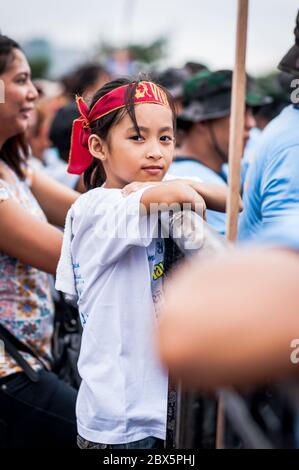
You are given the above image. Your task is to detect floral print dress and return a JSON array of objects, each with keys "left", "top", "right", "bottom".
[{"left": 0, "top": 160, "right": 54, "bottom": 378}]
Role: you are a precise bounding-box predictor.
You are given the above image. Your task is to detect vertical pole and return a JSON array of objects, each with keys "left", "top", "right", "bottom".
[
  {"left": 226, "top": 0, "right": 249, "bottom": 242},
  {"left": 217, "top": 0, "right": 249, "bottom": 449}
]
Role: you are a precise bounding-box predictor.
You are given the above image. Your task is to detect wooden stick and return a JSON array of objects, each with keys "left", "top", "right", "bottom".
[
  {"left": 226, "top": 0, "right": 249, "bottom": 242},
  {"left": 216, "top": 393, "right": 225, "bottom": 449},
  {"left": 217, "top": 0, "right": 249, "bottom": 450}
]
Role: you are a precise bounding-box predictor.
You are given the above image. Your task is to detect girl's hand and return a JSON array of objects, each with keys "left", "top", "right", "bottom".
[
  {"left": 121, "top": 181, "right": 162, "bottom": 197},
  {"left": 121, "top": 179, "right": 197, "bottom": 197}
]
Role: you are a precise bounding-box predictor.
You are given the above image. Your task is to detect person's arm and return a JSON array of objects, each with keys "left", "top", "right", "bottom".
[
  {"left": 0, "top": 198, "right": 63, "bottom": 274},
  {"left": 83, "top": 183, "right": 206, "bottom": 266},
  {"left": 30, "top": 169, "right": 79, "bottom": 227},
  {"left": 185, "top": 180, "right": 242, "bottom": 213},
  {"left": 159, "top": 248, "right": 299, "bottom": 390},
  {"left": 140, "top": 181, "right": 206, "bottom": 214},
  {"left": 122, "top": 179, "right": 239, "bottom": 213}
]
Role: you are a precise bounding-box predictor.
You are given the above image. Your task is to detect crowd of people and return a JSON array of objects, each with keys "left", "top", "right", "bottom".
[{"left": 0, "top": 9, "right": 298, "bottom": 449}]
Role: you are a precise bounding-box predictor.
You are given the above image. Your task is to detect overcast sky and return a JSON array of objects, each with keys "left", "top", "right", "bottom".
[{"left": 1, "top": 0, "right": 298, "bottom": 74}]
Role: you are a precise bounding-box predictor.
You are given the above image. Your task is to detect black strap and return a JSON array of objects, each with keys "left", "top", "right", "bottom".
[{"left": 0, "top": 323, "right": 45, "bottom": 382}]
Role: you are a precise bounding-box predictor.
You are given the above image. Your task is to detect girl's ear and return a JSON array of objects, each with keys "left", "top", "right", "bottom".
[{"left": 88, "top": 134, "right": 107, "bottom": 161}]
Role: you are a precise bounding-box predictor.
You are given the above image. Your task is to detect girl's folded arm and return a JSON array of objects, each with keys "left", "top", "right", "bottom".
[
  {"left": 123, "top": 180, "right": 242, "bottom": 213},
  {"left": 140, "top": 181, "right": 206, "bottom": 214},
  {"left": 184, "top": 180, "right": 243, "bottom": 213}
]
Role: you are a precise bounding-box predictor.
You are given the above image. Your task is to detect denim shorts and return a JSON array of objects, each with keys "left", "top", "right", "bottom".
[{"left": 77, "top": 434, "right": 165, "bottom": 449}]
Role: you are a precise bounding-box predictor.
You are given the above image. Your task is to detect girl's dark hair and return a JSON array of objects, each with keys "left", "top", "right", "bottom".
[
  {"left": 83, "top": 77, "right": 177, "bottom": 190},
  {"left": 0, "top": 35, "right": 29, "bottom": 180}
]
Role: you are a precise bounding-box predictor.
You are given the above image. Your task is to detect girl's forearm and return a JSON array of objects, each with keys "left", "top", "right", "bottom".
[
  {"left": 186, "top": 180, "right": 243, "bottom": 212},
  {"left": 140, "top": 182, "right": 205, "bottom": 215}
]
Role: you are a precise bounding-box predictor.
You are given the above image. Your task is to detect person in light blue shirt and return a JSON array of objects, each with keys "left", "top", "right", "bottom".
[
  {"left": 168, "top": 70, "right": 261, "bottom": 236},
  {"left": 169, "top": 157, "right": 228, "bottom": 235},
  {"left": 221, "top": 127, "right": 262, "bottom": 192},
  {"left": 239, "top": 104, "right": 299, "bottom": 241},
  {"left": 257, "top": 215, "right": 299, "bottom": 251},
  {"left": 239, "top": 11, "right": 299, "bottom": 242}
]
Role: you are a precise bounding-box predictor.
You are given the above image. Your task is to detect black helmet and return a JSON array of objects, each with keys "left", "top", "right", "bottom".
[{"left": 278, "top": 10, "right": 299, "bottom": 76}]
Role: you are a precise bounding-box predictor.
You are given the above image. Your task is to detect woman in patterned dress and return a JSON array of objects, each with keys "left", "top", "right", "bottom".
[{"left": 0, "top": 35, "right": 79, "bottom": 448}]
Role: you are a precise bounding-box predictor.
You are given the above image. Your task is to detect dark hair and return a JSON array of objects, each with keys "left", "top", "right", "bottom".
[
  {"left": 0, "top": 35, "right": 29, "bottom": 179},
  {"left": 49, "top": 102, "right": 79, "bottom": 163},
  {"left": 62, "top": 63, "right": 109, "bottom": 97},
  {"left": 83, "top": 77, "right": 177, "bottom": 190}
]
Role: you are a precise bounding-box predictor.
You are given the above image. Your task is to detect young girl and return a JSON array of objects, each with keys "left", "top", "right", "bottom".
[{"left": 56, "top": 78, "right": 226, "bottom": 449}]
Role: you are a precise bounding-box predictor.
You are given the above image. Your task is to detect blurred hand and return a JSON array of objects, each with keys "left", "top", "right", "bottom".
[{"left": 159, "top": 248, "right": 299, "bottom": 390}]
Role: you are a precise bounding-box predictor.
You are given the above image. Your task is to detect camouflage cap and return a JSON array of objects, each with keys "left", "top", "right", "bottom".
[
  {"left": 278, "top": 10, "right": 299, "bottom": 75},
  {"left": 246, "top": 75, "right": 273, "bottom": 107},
  {"left": 179, "top": 69, "right": 272, "bottom": 123}
]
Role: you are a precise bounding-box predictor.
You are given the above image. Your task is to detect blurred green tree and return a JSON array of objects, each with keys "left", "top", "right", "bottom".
[
  {"left": 96, "top": 37, "right": 168, "bottom": 66},
  {"left": 29, "top": 56, "right": 51, "bottom": 79},
  {"left": 129, "top": 37, "right": 168, "bottom": 64}
]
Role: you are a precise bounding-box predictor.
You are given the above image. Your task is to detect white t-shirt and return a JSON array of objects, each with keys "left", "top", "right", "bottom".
[{"left": 56, "top": 186, "right": 168, "bottom": 444}]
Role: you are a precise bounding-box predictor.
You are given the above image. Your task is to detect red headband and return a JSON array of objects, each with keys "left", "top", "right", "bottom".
[{"left": 67, "top": 81, "right": 169, "bottom": 175}]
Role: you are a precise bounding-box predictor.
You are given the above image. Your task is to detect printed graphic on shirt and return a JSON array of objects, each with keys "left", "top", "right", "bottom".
[
  {"left": 153, "top": 262, "right": 165, "bottom": 281},
  {"left": 73, "top": 262, "right": 88, "bottom": 327},
  {"left": 73, "top": 263, "right": 84, "bottom": 296},
  {"left": 147, "top": 239, "right": 165, "bottom": 319},
  {"left": 156, "top": 241, "right": 164, "bottom": 255},
  {"left": 80, "top": 311, "right": 89, "bottom": 326}
]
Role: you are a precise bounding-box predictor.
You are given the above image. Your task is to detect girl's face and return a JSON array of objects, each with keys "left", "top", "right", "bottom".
[
  {"left": 90, "top": 102, "right": 175, "bottom": 188},
  {"left": 0, "top": 48, "right": 38, "bottom": 143}
]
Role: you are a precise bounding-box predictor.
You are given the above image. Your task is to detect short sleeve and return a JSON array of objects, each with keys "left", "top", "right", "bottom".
[
  {"left": 261, "top": 145, "right": 299, "bottom": 228},
  {"left": 72, "top": 186, "right": 158, "bottom": 266},
  {"left": 55, "top": 207, "right": 78, "bottom": 299}
]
